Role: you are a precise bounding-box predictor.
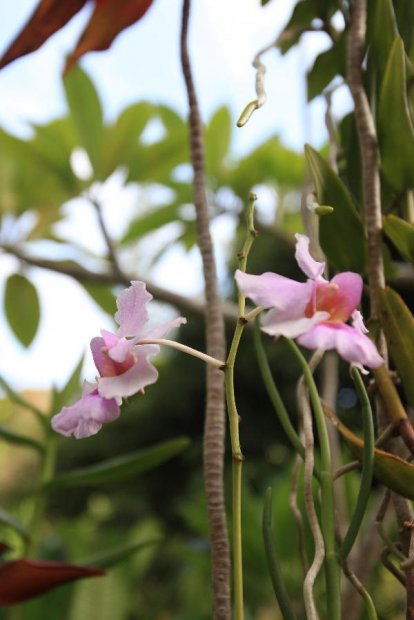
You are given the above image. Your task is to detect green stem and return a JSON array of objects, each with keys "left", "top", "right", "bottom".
[
  {"left": 254, "top": 320, "right": 321, "bottom": 480},
  {"left": 263, "top": 487, "right": 297, "bottom": 620},
  {"left": 285, "top": 339, "right": 341, "bottom": 620},
  {"left": 339, "top": 368, "right": 375, "bottom": 562}
]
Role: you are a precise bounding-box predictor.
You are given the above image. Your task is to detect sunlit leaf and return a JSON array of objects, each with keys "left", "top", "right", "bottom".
[
  {"left": 305, "top": 144, "right": 366, "bottom": 272},
  {"left": 205, "top": 107, "right": 232, "bottom": 181},
  {"left": 0, "top": 558, "right": 103, "bottom": 604},
  {"left": 0, "top": 0, "right": 87, "bottom": 70},
  {"left": 103, "top": 102, "right": 153, "bottom": 177},
  {"left": 5, "top": 274, "right": 40, "bottom": 347},
  {"left": 383, "top": 214, "right": 414, "bottom": 263},
  {"left": 121, "top": 203, "right": 181, "bottom": 244},
  {"left": 63, "top": 66, "right": 104, "bottom": 179},
  {"left": 324, "top": 406, "right": 414, "bottom": 500},
  {"left": 378, "top": 287, "right": 414, "bottom": 407},
  {"left": 377, "top": 37, "right": 414, "bottom": 191},
  {"left": 65, "top": 0, "right": 154, "bottom": 73},
  {"left": 45, "top": 437, "right": 190, "bottom": 489}
]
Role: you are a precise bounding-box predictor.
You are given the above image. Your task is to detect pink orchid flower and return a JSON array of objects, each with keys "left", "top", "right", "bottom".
[
  {"left": 52, "top": 281, "right": 186, "bottom": 439},
  {"left": 236, "top": 234, "right": 383, "bottom": 369}
]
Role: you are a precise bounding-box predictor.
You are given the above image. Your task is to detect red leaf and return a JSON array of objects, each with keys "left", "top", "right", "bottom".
[
  {"left": 0, "top": 0, "right": 88, "bottom": 70},
  {"left": 64, "top": 0, "right": 154, "bottom": 73},
  {"left": 0, "top": 558, "right": 104, "bottom": 604}
]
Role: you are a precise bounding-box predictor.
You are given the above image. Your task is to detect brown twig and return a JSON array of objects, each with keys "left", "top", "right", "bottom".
[
  {"left": 180, "top": 1, "right": 230, "bottom": 618},
  {"left": 89, "top": 195, "right": 124, "bottom": 280},
  {"left": 0, "top": 243, "right": 239, "bottom": 324}
]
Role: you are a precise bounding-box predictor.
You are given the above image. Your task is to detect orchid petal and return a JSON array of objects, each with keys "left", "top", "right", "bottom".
[
  {"left": 294, "top": 234, "right": 325, "bottom": 280},
  {"left": 261, "top": 310, "right": 330, "bottom": 338},
  {"left": 235, "top": 270, "right": 313, "bottom": 314},
  {"left": 100, "top": 330, "right": 136, "bottom": 363},
  {"left": 144, "top": 316, "right": 187, "bottom": 340},
  {"left": 298, "top": 323, "right": 383, "bottom": 368},
  {"left": 97, "top": 345, "right": 159, "bottom": 399},
  {"left": 115, "top": 281, "right": 152, "bottom": 338},
  {"left": 330, "top": 272, "right": 363, "bottom": 320},
  {"left": 51, "top": 387, "right": 120, "bottom": 439},
  {"left": 352, "top": 310, "right": 369, "bottom": 334}
]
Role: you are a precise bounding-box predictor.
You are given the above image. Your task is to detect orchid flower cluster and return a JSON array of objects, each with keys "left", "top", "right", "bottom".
[
  {"left": 52, "top": 234, "right": 382, "bottom": 440},
  {"left": 51, "top": 281, "right": 186, "bottom": 439}
]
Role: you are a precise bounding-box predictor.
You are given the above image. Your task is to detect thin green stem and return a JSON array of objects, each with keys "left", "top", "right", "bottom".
[
  {"left": 263, "top": 487, "right": 297, "bottom": 620},
  {"left": 343, "top": 561, "right": 378, "bottom": 620},
  {"left": 339, "top": 368, "right": 375, "bottom": 562},
  {"left": 285, "top": 338, "right": 341, "bottom": 620},
  {"left": 254, "top": 320, "right": 322, "bottom": 480}
]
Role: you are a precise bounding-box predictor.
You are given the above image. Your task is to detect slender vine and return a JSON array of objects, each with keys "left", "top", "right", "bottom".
[{"left": 180, "top": 1, "right": 230, "bottom": 617}]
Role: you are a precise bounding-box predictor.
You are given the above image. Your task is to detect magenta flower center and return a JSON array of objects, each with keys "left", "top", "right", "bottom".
[
  {"left": 305, "top": 282, "right": 350, "bottom": 323},
  {"left": 99, "top": 348, "right": 137, "bottom": 377}
]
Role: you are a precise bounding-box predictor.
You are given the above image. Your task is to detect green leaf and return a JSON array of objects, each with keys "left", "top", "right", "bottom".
[
  {"left": 368, "top": 0, "right": 398, "bottom": 80},
  {"left": 307, "top": 34, "right": 346, "bottom": 101},
  {"left": 102, "top": 102, "right": 153, "bottom": 177},
  {"left": 81, "top": 539, "right": 161, "bottom": 570},
  {"left": 5, "top": 274, "right": 40, "bottom": 347},
  {"left": 0, "top": 425, "right": 44, "bottom": 453},
  {"left": 304, "top": 144, "right": 366, "bottom": 272},
  {"left": 324, "top": 405, "right": 414, "bottom": 500},
  {"left": 377, "top": 37, "right": 414, "bottom": 191},
  {"left": 63, "top": 66, "right": 104, "bottom": 179},
  {"left": 383, "top": 214, "right": 414, "bottom": 263},
  {"left": 51, "top": 355, "right": 84, "bottom": 415},
  {"left": 378, "top": 287, "right": 414, "bottom": 407},
  {"left": 121, "top": 203, "right": 180, "bottom": 244},
  {"left": 0, "top": 376, "right": 44, "bottom": 421},
  {"left": 45, "top": 437, "right": 190, "bottom": 489},
  {"left": 80, "top": 283, "right": 117, "bottom": 316},
  {"left": 0, "top": 508, "right": 29, "bottom": 541},
  {"left": 205, "top": 107, "right": 232, "bottom": 180}
]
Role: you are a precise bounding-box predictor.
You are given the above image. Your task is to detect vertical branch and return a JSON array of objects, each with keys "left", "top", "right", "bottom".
[
  {"left": 180, "top": 2, "right": 230, "bottom": 618},
  {"left": 347, "top": 0, "right": 386, "bottom": 357}
]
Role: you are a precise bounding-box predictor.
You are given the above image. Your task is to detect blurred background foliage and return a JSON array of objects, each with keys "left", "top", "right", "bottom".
[{"left": 0, "top": 0, "right": 414, "bottom": 618}]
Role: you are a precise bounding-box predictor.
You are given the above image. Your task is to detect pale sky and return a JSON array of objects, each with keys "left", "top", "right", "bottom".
[{"left": 0, "top": 0, "right": 351, "bottom": 390}]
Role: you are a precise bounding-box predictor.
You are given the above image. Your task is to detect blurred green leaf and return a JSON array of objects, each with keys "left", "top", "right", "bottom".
[
  {"left": 5, "top": 274, "right": 40, "bottom": 347},
  {"left": 277, "top": 1, "right": 319, "bottom": 54},
  {"left": 368, "top": 0, "right": 398, "bottom": 80},
  {"left": 0, "top": 425, "right": 44, "bottom": 453},
  {"left": 378, "top": 287, "right": 414, "bottom": 407},
  {"left": 102, "top": 102, "right": 153, "bottom": 177},
  {"left": 230, "top": 137, "right": 305, "bottom": 199},
  {"left": 81, "top": 538, "right": 161, "bottom": 570},
  {"left": 307, "top": 34, "right": 346, "bottom": 101},
  {"left": 121, "top": 202, "right": 180, "bottom": 245},
  {"left": 80, "top": 283, "right": 117, "bottom": 316},
  {"left": 0, "top": 508, "right": 29, "bottom": 541},
  {"left": 51, "top": 355, "right": 84, "bottom": 415},
  {"left": 378, "top": 37, "right": 414, "bottom": 191},
  {"left": 46, "top": 437, "right": 190, "bottom": 489},
  {"left": 64, "top": 66, "right": 104, "bottom": 179},
  {"left": 324, "top": 405, "right": 414, "bottom": 500},
  {"left": 205, "top": 106, "right": 231, "bottom": 181},
  {"left": 384, "top": 214, "right": 414, "bottom": 263},
  {"left": 305, "top": 144, "right": 366, "bottom": 272},
  {"left": 127, "top": 135, "right": 188, "bottom": 185}
]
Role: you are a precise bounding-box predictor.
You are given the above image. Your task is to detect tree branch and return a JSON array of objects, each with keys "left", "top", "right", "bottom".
[{"left": 180, "top": 1, "right": 230, "bottom": 618}]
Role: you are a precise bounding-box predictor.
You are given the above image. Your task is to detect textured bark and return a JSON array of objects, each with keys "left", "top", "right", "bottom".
[
  {"left": 347, "top": 0, "right": 385, "bottom": 325},
  {"left": 180, "top": 1, "right": 231, "bottom": 618}
]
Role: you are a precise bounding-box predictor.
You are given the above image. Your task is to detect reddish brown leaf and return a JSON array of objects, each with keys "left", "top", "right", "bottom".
[
  {"left": 0, "top": 558, "right": 104, "bottom": 604},
  {"left": 0, "top": 0, "right": 88, "bottom": 70},
  {"left": 65, "top": 0, "right": 154, "bottom": 73}
]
